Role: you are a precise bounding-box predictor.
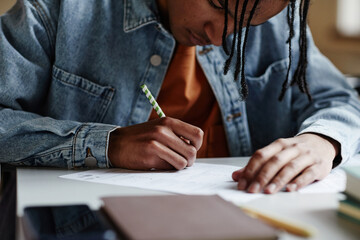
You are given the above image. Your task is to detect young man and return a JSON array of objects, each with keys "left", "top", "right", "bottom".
[{"left": 0, "top": 0, "right": 359, "bottom": 194}]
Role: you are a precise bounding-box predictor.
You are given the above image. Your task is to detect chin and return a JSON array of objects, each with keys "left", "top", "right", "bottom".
[
  {"left": 179, "top": 41, "right": 196, "bottom": 46},
  {"left": 171, "top": 29, "right": 192, "bottom": 46}
]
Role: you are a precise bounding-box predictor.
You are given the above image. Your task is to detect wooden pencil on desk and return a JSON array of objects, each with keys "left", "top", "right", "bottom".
[{"left": 241, "top": 206, "right": 316, "bottom": 237}]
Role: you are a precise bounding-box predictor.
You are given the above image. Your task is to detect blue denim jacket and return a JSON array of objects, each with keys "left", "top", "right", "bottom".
[{"left": 1, "top": 0, "right": 359, "bottom": 168}]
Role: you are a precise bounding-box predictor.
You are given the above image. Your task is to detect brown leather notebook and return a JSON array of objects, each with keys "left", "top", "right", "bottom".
[{"left": 101, "top": 195, "right": 278, "bottom": 240}]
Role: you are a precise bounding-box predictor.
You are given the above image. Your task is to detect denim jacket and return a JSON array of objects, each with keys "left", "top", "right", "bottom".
[{"left": 1, "top": 0, "right": 359, "bottom": 168}]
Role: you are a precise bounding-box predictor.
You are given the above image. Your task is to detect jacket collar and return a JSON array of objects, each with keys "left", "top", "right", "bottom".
[{"left": 123, "top": 0, "right": 160, "bottom": 32}]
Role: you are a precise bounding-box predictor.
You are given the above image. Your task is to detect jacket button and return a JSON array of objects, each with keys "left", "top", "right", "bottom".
[
  {"left": 85, "top": 156, "right": 97, "bottom": 167},
  {"left": 150, "top": 55, "right": 162, "bottom": 66},
  {"left": 85, "top": 147, "right": 97, "bottom": 167},
  {"left": 226, "top": 112, "right": 242, "bottom": 122}
]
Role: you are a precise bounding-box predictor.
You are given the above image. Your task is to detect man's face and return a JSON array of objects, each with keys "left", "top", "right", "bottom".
[{"left": 163, "top": 0, "right": 290, "bottom": 46}]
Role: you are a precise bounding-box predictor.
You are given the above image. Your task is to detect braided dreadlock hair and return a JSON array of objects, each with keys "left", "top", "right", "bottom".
[{"left": 222, "top": 0, "right": 312, "bottom": 101}]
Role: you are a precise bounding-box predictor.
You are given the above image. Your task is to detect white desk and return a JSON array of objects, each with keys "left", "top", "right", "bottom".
[{"left": 16, "top": 157, "right": 360, "bottom": 240}]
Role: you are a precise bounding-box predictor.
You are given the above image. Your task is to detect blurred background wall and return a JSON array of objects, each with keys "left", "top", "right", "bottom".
[
  {"left": 0, "top": 0, "right": 14, "bottom": 17},
  {"left": 309, "top": 0, "right": 360, "bottom": 77},
  {"left": 1, "top": 0, "right": 360, "bottom": 76}
]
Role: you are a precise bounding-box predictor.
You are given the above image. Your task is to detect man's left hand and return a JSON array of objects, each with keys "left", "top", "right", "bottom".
[{"left": 232, "top": 133, "right": 340, "bottom": 194}]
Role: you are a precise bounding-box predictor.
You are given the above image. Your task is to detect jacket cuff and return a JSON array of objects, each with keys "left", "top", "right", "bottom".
[
  {"left": 297, "top": 126, "right": 348, "bottom": 168},
  {"left": 72, "top": 124, "right": 118, "bottom": 168}
]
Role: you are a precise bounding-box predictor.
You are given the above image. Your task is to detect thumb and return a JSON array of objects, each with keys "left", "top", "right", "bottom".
[{"left": 232, "top": 168, "right": 245, "bottom": 181}]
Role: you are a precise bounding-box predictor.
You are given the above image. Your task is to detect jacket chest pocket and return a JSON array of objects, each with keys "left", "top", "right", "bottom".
[
  {"left": 244, "top": 58, "right": 297, "bottom": 149},
  {"left": 44, "top": 66, "right": 115, "bottom": 123}
]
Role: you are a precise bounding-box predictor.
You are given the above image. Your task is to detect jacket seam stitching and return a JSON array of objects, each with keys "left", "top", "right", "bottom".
[
  {"left": 123, "top": 0, "right": 158, "bottom": 32},
  {"left": 30, "top": 0, "right": 55, "bottom": 59},
  {"left": 72, "top": 124, "right": 88, "bottom": 168},
  {"left": 52, "top": 66, "right": 115, "bottom": 101},
  {"left": 13, "top": 147, "right": 72, "bottom": 163}
]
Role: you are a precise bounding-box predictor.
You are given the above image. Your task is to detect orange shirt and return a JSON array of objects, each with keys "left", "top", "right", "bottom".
[{"left": 149, "top": 44, "right": 229, "bottom": 158}]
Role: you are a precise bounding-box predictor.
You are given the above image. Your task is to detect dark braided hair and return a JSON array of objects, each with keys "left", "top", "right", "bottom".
[{"left": 223, "top": 0, "right": 312, "bottom": 101}]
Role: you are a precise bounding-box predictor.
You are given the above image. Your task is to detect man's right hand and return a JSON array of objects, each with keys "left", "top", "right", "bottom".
[{"left": 108, "top": 117, "right": 204, "bottom": 170}]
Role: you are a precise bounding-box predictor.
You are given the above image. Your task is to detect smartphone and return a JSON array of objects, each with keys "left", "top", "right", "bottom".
[{"left": 22, "top": 204, "right": 117, "bottom": 240}]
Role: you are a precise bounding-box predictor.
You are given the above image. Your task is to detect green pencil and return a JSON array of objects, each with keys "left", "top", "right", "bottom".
[{"left": 140, "top": 84, "right": 166, "bottom": 118}]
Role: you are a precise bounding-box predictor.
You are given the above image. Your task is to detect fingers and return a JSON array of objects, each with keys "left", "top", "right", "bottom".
[
  {"left": 236, "top": 135, "right": 335, "bottom": 194},
  {"left": 161, "top": 117, "right": 204, "bottom": 151},
  {"left": 108, "top": 117, "right": 204, "bottom": 171},
  {"left": 247, "top": 146, "right": 302, "bottom": 193},
  {"left": 151, "top": 157, "right": 178, "bottom": 170},
  {"left": 151, "top": 118, "right": 203, "bottom": 167},
  {"left": 242, "top": 138, "right": 293, "bottom": 180},
  {"left": 146, "top": 140, "right": 189, "bottom": 170},
  {"left": 151, "top": 125, "right": 196, "bottom": 166},
  {"left": 238, "top": 138, "right": 296, "bottom": 192},
  {"left": 263, "top": 154, "right": 313, "bottom": 194},
  {"left": 286, "top": 161, "right": 331, "bottom": 192},
  {"left": 232, "top": 168, "right": 245, "bottom": 181}
]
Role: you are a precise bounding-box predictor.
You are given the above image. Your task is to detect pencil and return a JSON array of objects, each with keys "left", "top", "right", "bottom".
[
  {"left": 140, "top": 84, "right": 166, "bottom": 118},
  {"left": 241, "top": 206, "right": 316, "bottom": 237},
  {"left": 140, "top": 84, "right": 191, "bottom": 145}
]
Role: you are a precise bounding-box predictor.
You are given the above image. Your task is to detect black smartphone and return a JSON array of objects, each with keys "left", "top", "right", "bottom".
[{"left": 22, "top": 204, "right": 117, "bottom": 240}]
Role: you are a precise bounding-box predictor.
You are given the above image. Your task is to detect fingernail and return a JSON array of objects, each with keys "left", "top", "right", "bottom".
[
  {"left": 238, "top": 178, "right": 247, "bottom": 190},
  {"left": 286, "top": 183, "right": 298, "bottom": 192},
  {"left": 248, "top": 182, "right": 261, "bottom": 193},
  {"left": 265, "top": 183, "right": 277, "bottom": 194},
  {"left": 180, "top": 136, "right": 191, "bottom": 144}
]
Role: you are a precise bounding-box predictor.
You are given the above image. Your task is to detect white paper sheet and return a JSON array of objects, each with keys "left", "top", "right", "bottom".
[
  {"left": 298, "top": 168, "right": 346, "bottom": 193},
  {"left": 60, "top": 163, "right": 262, "bottom": 204},
  {"left": 60, "top": 162, "right": 346, "bottom": 204}
]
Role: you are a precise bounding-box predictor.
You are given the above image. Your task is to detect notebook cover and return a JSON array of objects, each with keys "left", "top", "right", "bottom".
[
  {"left": 338, "top": 194, "right": 360, "bottom": 224},
  {"left": 102, "top": 195, "right": 278, "bottom": 240},
  {"left": 343, "top": 166, "right": 360, "bottom": 179},
  {"left": 343, "top": 166, "right": 360, "bottom": 201}
]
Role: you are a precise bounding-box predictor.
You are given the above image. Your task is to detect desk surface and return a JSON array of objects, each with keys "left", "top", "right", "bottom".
[{"left": 17, "top": 157, "right": 360, "bottom": 240}]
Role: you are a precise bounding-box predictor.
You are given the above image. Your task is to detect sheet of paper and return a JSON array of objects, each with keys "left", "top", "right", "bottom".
[
  {"left": 298, "top": 167, "right": 346, "bottom": 193},
  {"left": 60, "top": 163, "right": 261, "bottom": 204},
  {"left": 60, "top": 162, "right": 346, "bottom": 204}
]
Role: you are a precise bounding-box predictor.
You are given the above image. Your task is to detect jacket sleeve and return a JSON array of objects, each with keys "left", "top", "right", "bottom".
[
  {"left": 293, "top": 28, "right": 360, "bottom": 166},
  {"left": 0, "top": 0, "right": 117, "bottom": 168}
]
